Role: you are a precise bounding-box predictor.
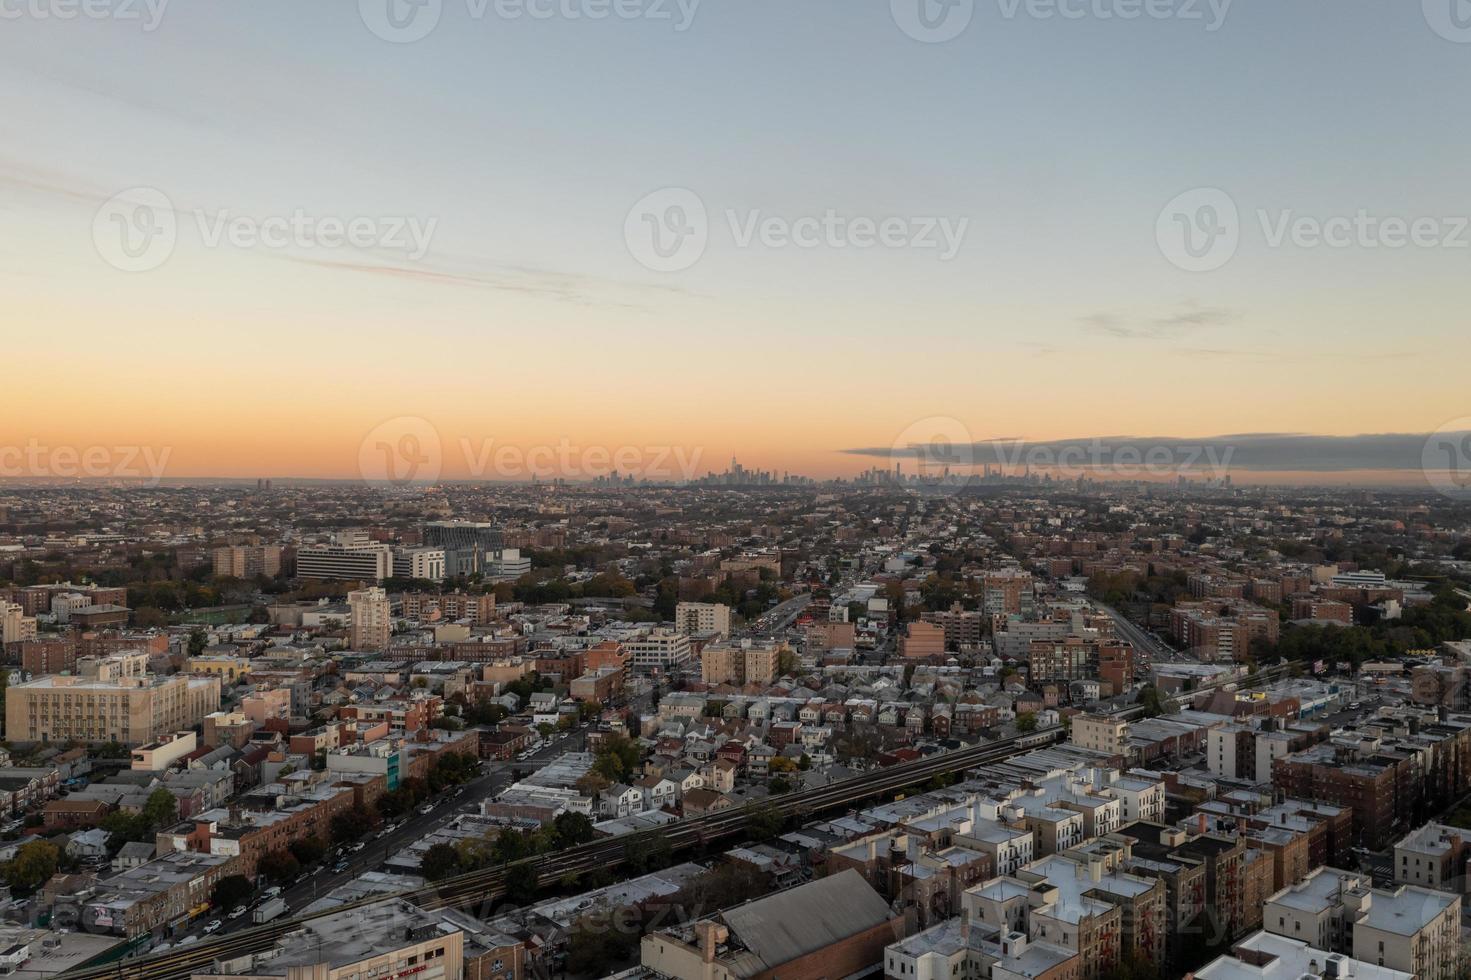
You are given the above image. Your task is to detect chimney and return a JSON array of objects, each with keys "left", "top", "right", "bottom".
[
  {"left": 1197, "top": 812, "right": 1207, "bottom": 835},
  {"left": 960, "top": 908, "right": 971, "bottom": 944},
  {"left": 1090, "top": 861, "right": 1102, "bottom": 883},
  {"left": 694, "top": 922, "right": 726, "bottom": 963}
]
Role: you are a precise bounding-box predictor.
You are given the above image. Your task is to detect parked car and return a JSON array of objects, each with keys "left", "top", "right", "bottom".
[
  {"left": 229, "top": 905, "right": 248, "bottom": 919},
  {"left": 203, "top": 920, "right": 222, "bottom": 934}
]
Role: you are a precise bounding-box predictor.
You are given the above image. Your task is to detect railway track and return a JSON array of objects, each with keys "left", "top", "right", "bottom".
[{"left": 62, "top": 661, "right": 1292, "bottom": 980}]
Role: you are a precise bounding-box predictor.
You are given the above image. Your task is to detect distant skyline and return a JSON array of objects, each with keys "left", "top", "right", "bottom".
[{"left": 3, "top": 2, "right": 1468, "bottom": 486}]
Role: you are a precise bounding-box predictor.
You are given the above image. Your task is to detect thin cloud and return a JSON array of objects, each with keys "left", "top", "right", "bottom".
[
  {"left": 1082, "top": 303, "right": 1236, "bottom": 340},
  {"left": 841, "top": 432, "right": 1462, "bottom": 473}
]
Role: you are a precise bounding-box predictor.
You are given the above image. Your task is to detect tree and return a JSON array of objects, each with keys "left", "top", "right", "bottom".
[
  {"left": 331, "top": 805, "right": 374, "bottom": 845},
  {"left": 290, "top": 837, "right": 326, "bottom": 866},
  {"left": 258, "top": 849, "right": 301, "bottom": 884},
  {"left": 422, "top": 843, "right": 463, "bottom": 882},
  {"left": 491, "top": 829, "right": 528, "bottom": 865},
  {"left": 142, "top": 788, "right": 178, "bottom": 828},
  {"left": 1016, "top": 712, "right": 1038, "bottom": 733},
  {"left": 566, "top": 910, "right": 640, "bottom": 975},
  {"left": 1137, "top": 685, "right": 1176, "bottom": 718},
  {"left": 592, "top": 734, "right": 642, "bottom": 782},
  {"left": 3, "top": 840, "right": 59, "bottom": 892},
  {"left": 212, "top": 874, "right": 255, "bottom": 910},
  {"left": 553, "top": 811, "right": 595, "bottom": 848},
  {"left": 745, "top": 804, "right": 785, "bottom": 842}
]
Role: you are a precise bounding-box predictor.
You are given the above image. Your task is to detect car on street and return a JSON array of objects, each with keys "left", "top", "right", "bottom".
[{"left": 203, "top": 920, "right": 223, "bottom": 934}]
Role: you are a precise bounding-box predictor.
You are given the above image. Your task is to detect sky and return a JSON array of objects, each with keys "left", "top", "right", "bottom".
[{"left": 2, "top": 0, "right": 1469, "bottom": 485}]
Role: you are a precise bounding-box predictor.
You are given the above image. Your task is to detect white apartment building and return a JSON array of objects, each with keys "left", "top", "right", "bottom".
[
  {"left": 1, "top": 601, "right": 37, "bottom": 645},
  {"left": 625, "top": 629, "right": 692, "bottom": 675},
  {"left": 674, "top": 601, "right": 731, "bottom": 638},
  {"left": 1393, "top": 822, "right": 1469, "bottom": 893},
  {"left": 1264, "top": 867, "right": 1461, "bottom": 980},
  {"left": 1197, "top": 931, "right": 1411, "bottom": 980},
  {"left": 1070, "top": 714, "right": 1129, "bottom": 756}
]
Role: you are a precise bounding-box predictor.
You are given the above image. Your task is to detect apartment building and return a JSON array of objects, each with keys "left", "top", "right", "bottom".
[
  {"left": 1393, "top": 822, "right": 1471, "bottom": 892},
  {"left": 348, "top": 587, "right": 392, "bottom": 652},
  {"left": 212, "top": 544, "right": 282, "bottom": 579},
  {"left": 1, "top": 583, "right": 128, "bottom": 615},
  {"left": 920, "top": 604, "right": 986, "bottom": 649},
  {"left": 1114, "top": 822, "right": 1257, "bottom": 945},
  {"left": 901, "top": 621, "right": 947, "bottom": 659},
  {"left": 176, "top": 782, "right": 357, "bottom": 878},
  {"left": 982, "top": 569, "right": 1034, "bottom": 617},
  {"left": 1070, "top": 715, "right": 1129, "bottom": 757},
  {"left": 700, "top": 639, "right": 782, "bottom": 686},
  {"left": 884, "top": 915, "right": 1079, "bottom": 980},
  {"left": 399, "top": 591, "right": 497, "bottom": 625},
  {"left": 5, "top": 653, "right": 221, "bottom": 745},
  {"left": 623, "top": 628, "right": 691, "bottom": 675},
  {"left": 674, "top": 601, "right": 731, "bottom": 638},
  {"left": 1029, "top": 637, "right": 1133, "bottom": 692},
  {"left": 1195, "top": 931, "right": 1411, "bottom": 980},
  {"left": 1263, "top": 867, "right": 1461, "bottom": 980},
  {"left": 1, "top": 600, "right": 37, "bottom": 646}
]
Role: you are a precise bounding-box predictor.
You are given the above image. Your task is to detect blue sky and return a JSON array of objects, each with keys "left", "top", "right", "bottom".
[{"left": 2, "top": 0, "right": 1468, "bottom": 479}]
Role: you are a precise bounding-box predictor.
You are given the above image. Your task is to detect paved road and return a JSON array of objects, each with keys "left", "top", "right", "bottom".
[
  {"left": 743, "top": 593, "right": 812, "bottom": 638},
  {"left": 199, "top": 727, "right": 593, "bottom": 941},
  {"left": 1095, "top": 600, "right": 1187, "bottom": 667}
]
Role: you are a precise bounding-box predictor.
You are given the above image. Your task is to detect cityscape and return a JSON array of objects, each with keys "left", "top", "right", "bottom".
[{"left": 5, "top": 3, "right": 1471, "bottom": 980}]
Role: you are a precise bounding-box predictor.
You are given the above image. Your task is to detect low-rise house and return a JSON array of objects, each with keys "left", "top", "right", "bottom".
[{"left": 681, "top": 788, "right": 734, "bottom": 818}]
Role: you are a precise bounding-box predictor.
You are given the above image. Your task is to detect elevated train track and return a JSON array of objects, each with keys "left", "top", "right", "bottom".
[{"left": 62, "top": 662, "right": 1292, "bottom": 980}]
